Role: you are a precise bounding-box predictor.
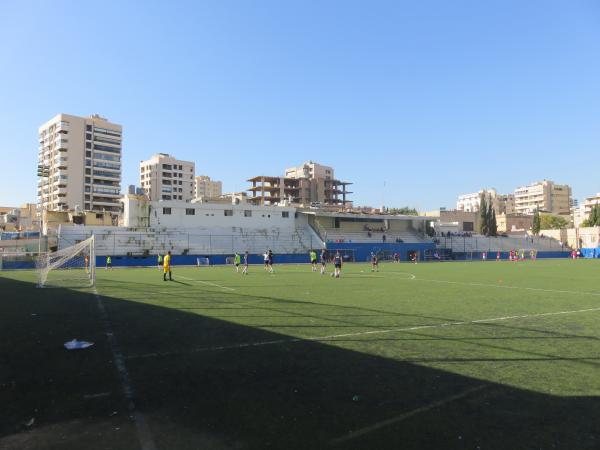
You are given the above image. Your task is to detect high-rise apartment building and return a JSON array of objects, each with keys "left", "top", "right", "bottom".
[
  {"left": 139, "top": 153, "right": 195, "bottom": 202},
  {"left": 37, "top": 114, "right": 122, "bottom": 212},
  {"left": 514, "top": 180, "right": 572, "bottom": 215},
  {"left": 194, "top": 175, "right": 222, "bottom": 199}
]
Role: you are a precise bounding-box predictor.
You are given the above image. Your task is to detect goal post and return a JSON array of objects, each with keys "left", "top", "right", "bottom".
[
  {"left": 38, "top": 235, "right": 95, "bottom": 288},
  {"left": 518, "top": 249, "right": 537, "bottom": 260}
]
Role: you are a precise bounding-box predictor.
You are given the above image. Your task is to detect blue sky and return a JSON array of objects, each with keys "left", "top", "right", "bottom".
[{"left": 1, "top": 0, "right": 599, "bottom": 210}]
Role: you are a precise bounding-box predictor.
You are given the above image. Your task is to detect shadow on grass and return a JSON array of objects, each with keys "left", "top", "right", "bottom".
[{"left": 1, "top": 275, "right": 599, "bottom": 450}]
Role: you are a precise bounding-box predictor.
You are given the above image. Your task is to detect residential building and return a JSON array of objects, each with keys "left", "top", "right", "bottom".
[
  {"left": 248, "top": 161, "right": 352, "bottom": 207},
  {"left": 513, "top": 180, "right": 572, "bottom": 215},
  {"left": 583, "top": 193, "right": 600, "bottom": 217},
  {"left": 456, "top": 189, "right": 514, "bottom": 215},
  {"left": 37, "top": 114, "right": 122, "bottom": 212},
  {"left": 195, "top": 175, "right": 222, "bottom": 199},
  {"left": 139, "top": 153, "right": 195, "bottom": 202}
]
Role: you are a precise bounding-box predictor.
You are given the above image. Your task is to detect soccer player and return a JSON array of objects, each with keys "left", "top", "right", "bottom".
[
  {"left": 234, "top": 252, "right": 241, "bottom": 273},
  {"left": 263, "top": 251, "right": 269, "bottom": 271},
  {"left": 163, "top": 251, "right": 172, "bottom": 281},
  {"left": 242, "top": 251, "right": 249, "bottom": 275},
  {"left": 106, "top": 255, "right": 112, "bottom": 270},
  {"left": 267, "top": 249, "right": 274, "bottom": 273},
  {"left": 393, "top": 252, "right": 400, "bottom": 263},
  {"left": 333, "top": 251, "right": 342, "bottom": 278},
  {"left": 310, "top": 249, "right": 318, "bottom": 272},
  {"left": 370, "top": 252, "right": 378, "bottom": 272},
  {"left": 157, "top": 254, "right": 162, "bottom": 270},
  {"left": 496, "top": 251, "right": 501, "bottom": 261},
  {"left": 84, "top": 255, "right": 89, "bottom": 273},
  {"left": 482, "top": 251, "right": 487, "bottom": 262},
  {"left": 320, "top": 248, "right": 327, "bottom": 275}
]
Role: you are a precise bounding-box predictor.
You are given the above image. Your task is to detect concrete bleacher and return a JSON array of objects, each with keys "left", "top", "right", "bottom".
[
  {"left": 57, "top": 225, "right": 324, "bottom": 256},
  {"left": 434, "top": 234, "right": 568, "bottom": 253}
]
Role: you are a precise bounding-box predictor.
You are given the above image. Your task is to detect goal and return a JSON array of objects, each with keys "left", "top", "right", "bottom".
[
  {"left": 37, "top": 236, "right": 95, "bottom": 288},
  {"left": 518, "top": 249, "right": 537, "bottom": 260}
]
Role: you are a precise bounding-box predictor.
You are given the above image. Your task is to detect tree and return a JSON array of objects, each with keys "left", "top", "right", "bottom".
[
  {"left": 489, "top": 204, "right": 497, "bottom": 237},
  {"left": 581, "top": 204, "right": 600, "bottom": 227},
  {"left": 539, "top": 214, "right": 568, "bottom": 230},
  {"left": 387, "top": 207, "right": 418, "bottom": 216},
  {"left": 532, "top": 209, "right": 541, "bottom": 235},
  {"left": 478, "top": 195, "right": 488, "bottom": 235}
]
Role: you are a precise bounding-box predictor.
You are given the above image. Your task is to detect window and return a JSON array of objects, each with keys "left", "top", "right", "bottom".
[
  {"left": 224, "top": 210, "right": 233, "bottom": 216},
  {"left": 86, "top": 142, "right": 91, "bottom": 149},
  {"left": 84, "top": 203, "right": 90, "bottom": 209},
  {"left": 178, "top": 195, "right": 182, "bottom": 200},
  {"left": 178, "top": 165, "right": 182, "bottom": 170},
  {"left": 86, "top": 125, "right": 92, "bottom": 131},
  {"left": 163, "top": 207, "right": 172, "bottom": 214},
  {"left": 86, "top": 133, "right": 92, "bottom": 140},
  {"left": 94, "top": 144, "right": 120, "bottom": 153},
  {"left": 282, "top": 211, "right": 289, "bottom": 218},
  {"left": 186, "top": 208, "right": 195, "bottom": 215},
  {"left": 162, "top": 164, "right": 172, "bottom": 170},
  {"left": 86, "top": 151, "right": 91, "bottom": 157},
  {"left": 244, "top": 210, "right": 252, "bottom": 217},
  {"left": 85, "top": 168, "right": 91, "bottom": 174},
  {"left": 85, "top": 177, "right": 91, "bottom": 183}
]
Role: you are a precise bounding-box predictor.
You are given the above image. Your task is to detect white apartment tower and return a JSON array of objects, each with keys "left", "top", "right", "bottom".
[
  {"left": 37, "top": 114, "right": 122, "bottom": 212},
  {"left": 514, "top": 180, "right": 572, "bottom": 215},
  {"left": 195, "top": 175, "right": 222, "bottom": 199},
  {"left": 140, "top": 153, "right": 195, "bottom": 202}
]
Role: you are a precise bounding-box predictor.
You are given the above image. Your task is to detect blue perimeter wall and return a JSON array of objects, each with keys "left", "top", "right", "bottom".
[
  {"left": 451, "top": 251, "right": 571, "bottom": 260},
  {"left": 580, "top": 247, "right": 600, "bottom": 258}
]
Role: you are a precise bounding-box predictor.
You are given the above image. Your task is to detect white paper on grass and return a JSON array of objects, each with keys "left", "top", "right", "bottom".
[{"left": 64, "top": 339, "right": 94, "bottom": 350}]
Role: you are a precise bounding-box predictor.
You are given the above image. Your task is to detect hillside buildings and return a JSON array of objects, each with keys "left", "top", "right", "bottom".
[
  {"left": 456, "top": 189, "right": 515, "bottom": 215},
  {"left": 139, "top": 153, "right": 195, "bottom": 202},
  {"left": 37, "top": 114, "right": 122, "bottom": 212}
]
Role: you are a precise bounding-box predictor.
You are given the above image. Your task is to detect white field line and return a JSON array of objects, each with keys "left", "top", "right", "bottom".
[
  {"left": 330, "top": 385, "right": 488, "bottom": 445},
  {"left": 384, "top": 271, "right": 600, "bottom": 297},
  {"left": 93, "top": 288, "right": 157, "bottom": 450},
  {"left": 125, "top": 305, "right": 600, "bottom": 360},
  {"left": 178, "top": 275, "right": 235, "bottom": 291}
]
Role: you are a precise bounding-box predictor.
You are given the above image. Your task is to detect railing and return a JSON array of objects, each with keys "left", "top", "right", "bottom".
[
  {"left": 57, "top": 230, "right": 320, "bottom": 256},
  {"left": 433, "top": 235, "right": 569, "bottom": 252}
]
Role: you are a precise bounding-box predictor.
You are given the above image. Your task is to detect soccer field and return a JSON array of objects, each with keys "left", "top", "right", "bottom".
[{"left": 2, "top": 259, "right": 600, "bottom": 450}]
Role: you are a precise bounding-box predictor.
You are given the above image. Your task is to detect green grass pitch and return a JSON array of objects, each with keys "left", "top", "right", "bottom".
[{"left": 1, "top": 259, "right": 600, "bottom": 449}]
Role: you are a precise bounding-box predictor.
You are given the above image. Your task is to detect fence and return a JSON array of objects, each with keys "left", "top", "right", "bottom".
[{"left": 433, "top": 235, "right": 568, "bottom": 253}]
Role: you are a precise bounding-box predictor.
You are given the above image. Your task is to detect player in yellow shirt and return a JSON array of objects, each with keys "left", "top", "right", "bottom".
[{"left": 163, "top": 251, "right": 172, "bottom": 281}]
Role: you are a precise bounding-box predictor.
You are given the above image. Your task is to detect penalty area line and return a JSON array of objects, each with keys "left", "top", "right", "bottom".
[
  {"left": 178, "top": 275, "right": 236, "bottom": 291},
  {"left": 384, "top": 272, "right": 600, "bottom": 297},
  {"left": 125, "top": 305, "right": 600, "bottom": 361},
  {"left": 330, "top": 385, "right": 488, "bottom": 445}
]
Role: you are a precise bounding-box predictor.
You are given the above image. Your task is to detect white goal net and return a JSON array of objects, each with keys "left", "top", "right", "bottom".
[{"left": 37, "top": 236, "right": 95, "bottom": 288}]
